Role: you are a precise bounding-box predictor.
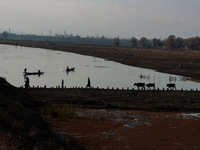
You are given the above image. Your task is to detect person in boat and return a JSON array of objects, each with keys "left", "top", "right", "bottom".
[
  {"left": 25, "top": 77, "right": 30, "bottom": 89},
  {"left": 24, "top": 68, "right": 27, "bottom": 73},
  {"left": 86, "top": 77, "right": 91, "bottom": 88},
  {"left": 66, "top": 66, "right": 75, "bottom": 72}
]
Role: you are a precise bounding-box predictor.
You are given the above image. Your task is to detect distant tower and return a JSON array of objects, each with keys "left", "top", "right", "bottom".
[
  {"left": 49, "top": 30, "right": 52, "bottom": 36},
  {"left": 64, "top": 30, "right": 67, "bottom": 36}
]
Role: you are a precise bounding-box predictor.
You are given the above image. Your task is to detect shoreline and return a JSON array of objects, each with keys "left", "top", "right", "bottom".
[{"left": 1, "top": 39, "right": 200, "bottom": 80}]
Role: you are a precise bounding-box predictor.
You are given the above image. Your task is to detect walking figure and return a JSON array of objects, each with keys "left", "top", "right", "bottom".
[
  {"left": 86, "top": 77, "right": 91, "bottom": 88},
  {"left": 25, "top": 77, "right": 30, "bottom": 89},
  {"left": 62, "top": 79, "right": 64, "bottom": 88}
]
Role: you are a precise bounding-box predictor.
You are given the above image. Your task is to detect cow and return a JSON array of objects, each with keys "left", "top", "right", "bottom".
[
  {"left": 146, "top": 83, "right": 155, "bottom": 90},
  {"left": 134, "top": 83, "right": 145, "bottom": 90},
  {"left": 167, "top": 83, "right": 176, "bottom": 90}
]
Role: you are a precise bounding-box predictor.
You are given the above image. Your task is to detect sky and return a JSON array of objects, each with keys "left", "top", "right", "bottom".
[{"left": 0, "top": 0, "right": 200, "bottom": 39}]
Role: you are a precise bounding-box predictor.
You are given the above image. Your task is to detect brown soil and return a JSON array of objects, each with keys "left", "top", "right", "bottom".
[
  {"left": 28, "top": 88, "right": 200, "bottom": 149},
  {"left": 50, "top": 109, "right": 200, "bottom": 150},
  {"left": 1, "top": 39, "right": 200, "bottom": 80}
]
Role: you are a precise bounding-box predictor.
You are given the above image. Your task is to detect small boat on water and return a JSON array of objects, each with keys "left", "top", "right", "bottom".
[
  {"left": 66, "top": 66, "right": 75, "bottom": 72},
  {"left": 24, "top": 68, "right": 44, "bottom": 76}
]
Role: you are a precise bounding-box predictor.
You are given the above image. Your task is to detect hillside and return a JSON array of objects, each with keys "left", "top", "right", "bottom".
[{"left": 0, "top": 77, "right": 76, "bottom": 150}]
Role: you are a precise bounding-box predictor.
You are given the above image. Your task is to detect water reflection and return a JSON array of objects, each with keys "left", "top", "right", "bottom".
[{"left": 0, "top": 44, "right": 200, "bottom": 90}]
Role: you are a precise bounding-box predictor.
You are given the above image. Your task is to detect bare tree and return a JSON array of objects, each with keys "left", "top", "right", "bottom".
[
  {"left": 188, "top": 37, "right": 200, "bottom": 50},
  {"left": 113, "top": 37, "right": 120, "bottom": 47},
  {"left": 130, "top": 37, "right": 138, "bottom": 48},
  {"left": 165, "top": 35, "right": 176, "bottom": 50},
  {"left": 176, "top": 37, "right": 185, "bottom": 50},
  {"left": 139, "top": 37, "right": 148, "bottom": 49},
  {"left": 152, "top": 38, "right": 163, "bottom": 49},
  {"left": 2, "top": 31, "right": 8, "bottom": 39}
]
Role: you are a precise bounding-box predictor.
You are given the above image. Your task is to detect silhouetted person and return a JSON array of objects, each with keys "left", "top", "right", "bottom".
[
  {"left": 62, "top": 79, "right": 64, "bottom": 88},
  {"left": 25, "top": 77, "right": 30, "bottom": 89},
  {"left": 86, "top": 77, "right": 91, "bottom": 88},
  {"left": 24, "top": 68, "right": 27, "bottom": 73}
]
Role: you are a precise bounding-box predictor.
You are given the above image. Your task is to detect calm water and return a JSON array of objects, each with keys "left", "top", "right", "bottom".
[{"left": 0, "top": 44, "right": 200, "bottom": 90}]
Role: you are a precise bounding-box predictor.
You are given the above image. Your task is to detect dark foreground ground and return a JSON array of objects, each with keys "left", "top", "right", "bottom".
[
  {"left": 27, "top": 88, "right": 200, "bottom": 111},
  {"left": 0, "top": 77, "right": 79, "bottom": 150},
  {"left": 27, "top": 88, "right": 200, "bottom": 150}
]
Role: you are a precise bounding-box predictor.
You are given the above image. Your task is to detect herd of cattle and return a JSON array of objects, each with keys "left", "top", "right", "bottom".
[{"left": 134, "top": 83, "right": 176, "bottom": 90}]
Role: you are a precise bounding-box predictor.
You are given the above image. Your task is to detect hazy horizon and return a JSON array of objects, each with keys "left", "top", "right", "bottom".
[{"left": 1, "top": 0, "right": 200, "bottom": 39}]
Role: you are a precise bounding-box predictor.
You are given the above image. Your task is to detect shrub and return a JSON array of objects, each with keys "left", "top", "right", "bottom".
[{"left": 40, "top": 104, "right": 76, "bottom": 121}]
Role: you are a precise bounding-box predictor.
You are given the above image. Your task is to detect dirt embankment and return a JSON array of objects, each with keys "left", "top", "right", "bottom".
[
  {"left": 0, "top": 77, "right": 77, "bottom": 150},
  {"left": 1, "top": 39, "right": 200, "bottom": 80},
  {"left": 27, "top": 88, "right": 200, "bottom": 112}
]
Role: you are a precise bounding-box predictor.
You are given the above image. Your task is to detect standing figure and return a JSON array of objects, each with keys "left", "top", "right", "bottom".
[
  {"left": 62, "top": 79, "right": 64, "bottom": 88},
  {"left": 86, "top": 77, "right": 91, "bottom": 88},
  {"left": 25, "top": 77, "right": 30, "bottom": 89},
  {"left": 24, "top": 68, "right": 27, "bottom": 73}
]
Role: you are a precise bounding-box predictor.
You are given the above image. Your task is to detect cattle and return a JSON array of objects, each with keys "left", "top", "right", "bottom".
[
  {"left": 146, "top": 83, "right": 155, "bottom": 90},
  {"left": 167, "top": 83, "right": 176, "bottom": 90},
  {"left": 134, "top": 83, "right": 145, "bottom": 90}
]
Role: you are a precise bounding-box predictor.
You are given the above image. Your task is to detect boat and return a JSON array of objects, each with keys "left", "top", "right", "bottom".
[
  {"left": 66, "top": 66, "right": 75, "bottom": 72},
  {"left": 24, "top": 68, "right": 44, "bottom": 76}
]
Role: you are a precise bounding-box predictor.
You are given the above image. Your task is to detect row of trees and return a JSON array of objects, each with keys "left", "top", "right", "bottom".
[
  {"left": 1, "top": 31, "right": 200, "bottom": 50},
  {"left": 128, "top": 35, "right": 200, "bottom": 50}
]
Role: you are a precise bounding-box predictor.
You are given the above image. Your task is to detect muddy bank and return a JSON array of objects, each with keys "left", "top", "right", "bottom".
[
  {"left": 50, "top": 109, "right": 200, "bottom": 150},
  {"left": 1, "top": 39, "right": 200, "bottom": 80},
  {"left": 27, "top": 88, "right": 200, "bottom": 111}
]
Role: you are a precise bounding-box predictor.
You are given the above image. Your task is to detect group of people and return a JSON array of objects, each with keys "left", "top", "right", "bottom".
[
  {"left": 61, "top": 77, "right": 91, "bottom": 88},
  {"left": 25, "top": 77, "right": 91, "bottom": 89}
]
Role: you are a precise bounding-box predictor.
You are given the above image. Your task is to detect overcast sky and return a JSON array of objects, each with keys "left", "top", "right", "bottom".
[{"left": 0, "top": 0, "right": 200, "bottom": 38}]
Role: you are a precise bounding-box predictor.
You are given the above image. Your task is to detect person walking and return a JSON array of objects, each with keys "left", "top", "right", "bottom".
[
  {"left": 25, "top": 77, "right": 30, "bottom": 89},
  {"left": 86, "top": 77, "right": 91, "bottom": 88},
  {"left": 62, "top": 79, "right": 64, "bottom": 88}
]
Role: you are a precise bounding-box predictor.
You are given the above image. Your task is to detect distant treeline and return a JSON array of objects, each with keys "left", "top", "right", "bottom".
[{"left": 0, "top": 31, "right": 200, "bottom": 50}]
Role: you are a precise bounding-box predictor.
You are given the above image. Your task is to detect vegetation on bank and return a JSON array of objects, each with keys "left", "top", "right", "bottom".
[
  {"left": 1, "top": 31, "right": 200, "bottom": 50},
  {"left": 40, "top": 104, "right": 76, "bottom": 121}
]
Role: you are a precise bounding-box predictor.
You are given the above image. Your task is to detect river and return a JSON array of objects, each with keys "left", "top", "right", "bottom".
[{"left": 0, "top": 44, "right": 199, "bottom": 90}]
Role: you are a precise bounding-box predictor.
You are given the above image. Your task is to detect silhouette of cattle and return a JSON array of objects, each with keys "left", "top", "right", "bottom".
[
  {"left": 134, "top": 83, "right": 145, "bottom": 90},
  {"left": 167, "top": 83, "right": 176, "bottom": 90},
  {"left": 146, "top": 83, "right": 155, "bottom": 90}
]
